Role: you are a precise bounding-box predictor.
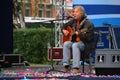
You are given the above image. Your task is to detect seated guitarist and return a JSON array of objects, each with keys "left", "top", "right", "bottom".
[{"left": 61, "top": 6, "right": 94, "bottom": 73}]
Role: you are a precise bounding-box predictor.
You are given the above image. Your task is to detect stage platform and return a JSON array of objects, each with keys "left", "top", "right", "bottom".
[{"left": 0, "top": 65, "right": 120, "bottom": 80}]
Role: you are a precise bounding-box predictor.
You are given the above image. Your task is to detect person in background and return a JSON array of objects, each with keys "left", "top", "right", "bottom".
[
  {"left": 66, "top": 16, "right": 73, "bottom": 22},
  {"left": 61, "top": 6, "right": 94, "bottom": 73}
]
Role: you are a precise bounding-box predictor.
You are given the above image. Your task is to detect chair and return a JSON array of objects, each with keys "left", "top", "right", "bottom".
[{"left": 81, "top": 30, "right": 100, "bottom": 74}]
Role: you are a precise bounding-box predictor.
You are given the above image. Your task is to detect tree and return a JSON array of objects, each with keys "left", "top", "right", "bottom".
[{"left": 13, "top": 0, "right": 25, "bottom": 29}]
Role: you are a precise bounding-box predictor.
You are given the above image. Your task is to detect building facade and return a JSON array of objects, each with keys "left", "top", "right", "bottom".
[{"left": 19, "top": 0, "right": 72, "bottom": 18}]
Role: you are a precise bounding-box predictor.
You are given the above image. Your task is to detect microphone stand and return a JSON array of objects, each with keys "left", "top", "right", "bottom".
[{"left": 46, "top": 20, "right": 65, "bottom": 73}]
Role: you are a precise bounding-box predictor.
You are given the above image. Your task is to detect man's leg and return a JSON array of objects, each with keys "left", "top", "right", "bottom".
[
  {"left": 72, "top": 42, "right": 85, "bottom": 73},
  {"left": 63, "top": 41, "right": 72, "bottom": 66}
]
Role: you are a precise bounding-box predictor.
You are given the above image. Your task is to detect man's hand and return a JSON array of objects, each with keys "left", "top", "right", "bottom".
[
  {"left": 75, "top": 31, "right": 79, "bottom": 35},
  {"left": 63, "top": 30, "right": 69, "bottom": 36}
]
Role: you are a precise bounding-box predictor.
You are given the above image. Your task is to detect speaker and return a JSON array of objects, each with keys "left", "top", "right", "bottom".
[{"left": 95, "top": 49, "right": 120, "bottom": 75}]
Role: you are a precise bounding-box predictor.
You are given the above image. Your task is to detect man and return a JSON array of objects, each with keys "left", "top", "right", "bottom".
[{"left": 62, "top": 6, "right": 94, "bottom": 73}]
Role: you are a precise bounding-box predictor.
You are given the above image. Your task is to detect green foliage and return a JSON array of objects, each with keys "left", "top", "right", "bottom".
[{"left": 13, "top": 27, "right": 52, "bottom": 64}]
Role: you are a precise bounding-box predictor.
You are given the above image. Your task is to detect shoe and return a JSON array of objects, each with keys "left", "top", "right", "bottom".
[
  {"left": 71, "top": 68, "right": 80, "bottom": 73},
  {"left": 80, "top": 61, "right": 89, "bottom": 65},
  {"left": 61, "top": 65, "right": 70, "bottom": 72}
]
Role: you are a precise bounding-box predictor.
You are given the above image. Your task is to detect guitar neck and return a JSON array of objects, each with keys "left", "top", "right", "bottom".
[{"left": 78, "top": 28, "right": 88, "bottom": 34}]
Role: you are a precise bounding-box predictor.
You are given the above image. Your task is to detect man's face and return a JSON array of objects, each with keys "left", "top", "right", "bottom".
[{"left": 73, "top": 8, "right": 82, "bottom": 20}]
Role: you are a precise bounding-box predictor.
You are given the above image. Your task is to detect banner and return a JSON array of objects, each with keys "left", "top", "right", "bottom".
[{"left": 73, "top": 0, "right": 120, "bottom": 26}]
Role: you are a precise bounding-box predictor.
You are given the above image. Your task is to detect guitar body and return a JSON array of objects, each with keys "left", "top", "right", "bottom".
[
  {"left": 62, "top": 26, "right": 74, "bottom": 44},
  {"left": 62, "top": 26, "right": 81, "bottom": 44}
]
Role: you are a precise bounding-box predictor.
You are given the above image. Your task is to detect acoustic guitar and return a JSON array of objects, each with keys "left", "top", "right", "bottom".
[{"left": 62, "top": 26, "right": 88, "bottom": 44}]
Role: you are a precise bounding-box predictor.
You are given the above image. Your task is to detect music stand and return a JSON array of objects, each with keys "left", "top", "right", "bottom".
[{"left": 46, "top": 19, "right": 65, "bottom": 73}]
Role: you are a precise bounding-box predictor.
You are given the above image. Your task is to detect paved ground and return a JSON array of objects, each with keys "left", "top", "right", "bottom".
[
  {"left": 0, "top": 65, "right": 119, "bottom": 80},
  {"left": 1, "top": 64, "right": 95, "bottom": 74}
]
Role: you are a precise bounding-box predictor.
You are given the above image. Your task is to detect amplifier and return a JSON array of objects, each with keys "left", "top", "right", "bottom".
[
  {"left": 48, "top": 47, "right": 72, "bottom": 61},
  {"left": 95, "top": 49, "right": 120, "bottom": 75},
  {"left": 0, "top": 54, "right": 25, "bottom": 67}
]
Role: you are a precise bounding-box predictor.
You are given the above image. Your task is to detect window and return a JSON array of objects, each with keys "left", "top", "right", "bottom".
[
  {"left": 25, "top": 3, "right": 31, "bottom": 17},
  {"left": 46, "top": 5, "right": 51, "bottom": 17},
  {"left": 38, "top": 4, "right": 44, "bottom": 17}
]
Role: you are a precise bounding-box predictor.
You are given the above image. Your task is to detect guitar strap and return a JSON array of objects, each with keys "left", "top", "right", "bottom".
[{"left": 78, "top": 17, "right": 87, "bottom": 30}]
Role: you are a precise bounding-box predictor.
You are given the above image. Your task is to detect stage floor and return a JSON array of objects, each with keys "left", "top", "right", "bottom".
[{"left": 0, "top": 65, "right": 120, "bottom": 80}]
